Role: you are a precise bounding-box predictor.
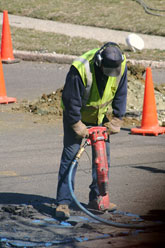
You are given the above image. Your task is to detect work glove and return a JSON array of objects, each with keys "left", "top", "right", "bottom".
[
  {"left": 103, "top": 117, "right": 123, "bottom": 135},
  {"left": 72, "top": 120, "right": 89, "bottom": 139}
]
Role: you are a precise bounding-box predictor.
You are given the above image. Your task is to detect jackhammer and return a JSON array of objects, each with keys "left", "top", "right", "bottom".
[
  {"left": 86, "top": 126, "right": 110, "bottom": 211},
  {"left": 68, "top": 126, "right": 161, "bottom": 229}
]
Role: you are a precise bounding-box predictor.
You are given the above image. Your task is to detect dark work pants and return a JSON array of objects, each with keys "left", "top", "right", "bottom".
[{"left": 56, "top": 117, "right": 110, "bottom": 206}]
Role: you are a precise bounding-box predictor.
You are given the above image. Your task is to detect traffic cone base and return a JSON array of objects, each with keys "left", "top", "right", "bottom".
[
  {"left": 2, "top": 58, "right": 20, "bottom": 64},
  {"left": 0, "top": 96, "right": 17, "bottom": 104},
  {"left": 131, "top": 67, "right": 165, "bottom": 136},
  {"left": 131, "top": 126, "right": 165, "bottom": 136}
]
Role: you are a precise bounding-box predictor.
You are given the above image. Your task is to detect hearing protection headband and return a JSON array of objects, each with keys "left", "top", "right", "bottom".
[{"left": 94, "top": 42, "right": 123, "bottom": 67}]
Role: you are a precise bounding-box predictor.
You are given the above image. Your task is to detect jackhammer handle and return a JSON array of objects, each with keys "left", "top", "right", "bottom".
[{"left": 86, "top": 126, "right": 108, "bottom": 142}]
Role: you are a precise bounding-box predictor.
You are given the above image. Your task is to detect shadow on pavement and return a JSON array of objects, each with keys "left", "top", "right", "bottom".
[
  {"left": 133, "top": 165, "right": 165, "bottom": 174},
  {"left": 0, "top": 192, "right": 56, "bottom": 217}
]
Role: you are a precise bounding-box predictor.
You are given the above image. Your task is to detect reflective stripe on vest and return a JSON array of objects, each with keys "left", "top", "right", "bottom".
[{"left": 73, "top": 57, "right": 92, "bottom": 106}]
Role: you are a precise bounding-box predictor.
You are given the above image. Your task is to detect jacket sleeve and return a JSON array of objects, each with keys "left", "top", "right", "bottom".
[
  {"left": 62, "top": 65, "right": 85, "bottom": 125},
  {"left": 112, "top": 65, "right": 127, "bottom": 119}
]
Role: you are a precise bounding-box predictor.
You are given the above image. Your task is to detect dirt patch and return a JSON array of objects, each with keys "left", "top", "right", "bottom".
[
  {"left": 27, "top": 88, "right": 63, "bottom": 116},
  {"left": 127, "top": 62, "right": 146, "bottom": 81}
]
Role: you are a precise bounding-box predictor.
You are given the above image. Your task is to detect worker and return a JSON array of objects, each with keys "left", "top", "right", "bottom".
[{"left": 55, "top": 42, "right": 127, "bottom": 219}]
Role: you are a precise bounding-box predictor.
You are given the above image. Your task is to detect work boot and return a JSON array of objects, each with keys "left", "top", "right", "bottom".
[
  {"left": 88, "top": 200, "right": 117, "bottom": 212},
  {"left": 55, "top": 204, "right": 70, "bottom": 219}
]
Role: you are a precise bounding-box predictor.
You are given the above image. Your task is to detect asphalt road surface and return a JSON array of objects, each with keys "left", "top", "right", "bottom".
[{"left": 0, "top": 61, "right": 165, "bottom": 247}]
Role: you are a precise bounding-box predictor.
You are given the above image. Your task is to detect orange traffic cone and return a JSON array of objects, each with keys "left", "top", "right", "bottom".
[
  {"left": 131, "top": 67, "right": 165, "bottom": 136},
  {"left": 0, "top": 10, "right": 19, "bottom": 63},
  {"left": 0, "top": 56, "right": 17, "bottom": 104}
]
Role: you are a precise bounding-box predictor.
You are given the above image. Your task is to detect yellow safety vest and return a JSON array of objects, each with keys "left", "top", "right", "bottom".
[{"left": 71, "top": 48, "right": 126, "bottom": 124}]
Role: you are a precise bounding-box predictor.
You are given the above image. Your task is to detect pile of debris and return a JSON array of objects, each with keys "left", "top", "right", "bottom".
[{"left": 27, "top": 88, "right": 63, "bottom": 117}]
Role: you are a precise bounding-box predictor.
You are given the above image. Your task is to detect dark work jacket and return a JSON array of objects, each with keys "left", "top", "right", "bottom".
[{"left": 62, "top": 63, "right": 127, "bottom": 125}]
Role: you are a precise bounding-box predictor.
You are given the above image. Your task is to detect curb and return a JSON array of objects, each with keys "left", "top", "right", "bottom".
[
  {"left": 13, "top": 50, "right": 77, "bottom": 64},
  {"left": 14, "top": 50, "right": 165, "bottom": 68}
]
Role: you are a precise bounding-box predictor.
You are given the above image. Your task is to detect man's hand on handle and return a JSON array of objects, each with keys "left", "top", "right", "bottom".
[
  {"left": 103, "top": 117, "right": 123, "bottom": 135},
  {"left": 72, "top": 120, "right": 89, "bottom": 138}
]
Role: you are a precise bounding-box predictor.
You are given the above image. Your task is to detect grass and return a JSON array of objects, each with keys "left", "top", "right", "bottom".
[
  {"left": 10, "top": 27, "right": 103, "bottom": 56},
  {"left": 8, "top": 27, "right": 164, "bottom": 61},
  {"left": 0, "top": 0, "right": 165, "bottom": 36},
  {"left": 0, "top": 0, "right": 164, "bottom": 61}
]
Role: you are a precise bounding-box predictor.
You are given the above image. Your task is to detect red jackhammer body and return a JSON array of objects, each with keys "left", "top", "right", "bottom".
[{"left": 87, "top": 126, "right": 110, "bottom": 210}]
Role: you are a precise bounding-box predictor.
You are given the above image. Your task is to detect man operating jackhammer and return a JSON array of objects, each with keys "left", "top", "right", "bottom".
[{"left": 55, "top": 42, "right": 127, "bottom": 219}]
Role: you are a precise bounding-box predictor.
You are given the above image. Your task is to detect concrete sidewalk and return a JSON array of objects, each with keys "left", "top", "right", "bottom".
[
  {"left": 0, "top": 13, "right": 165, "bottom": 68},
  {"left": 0, "top": 13, "right": 165, "bottom": 51}
]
